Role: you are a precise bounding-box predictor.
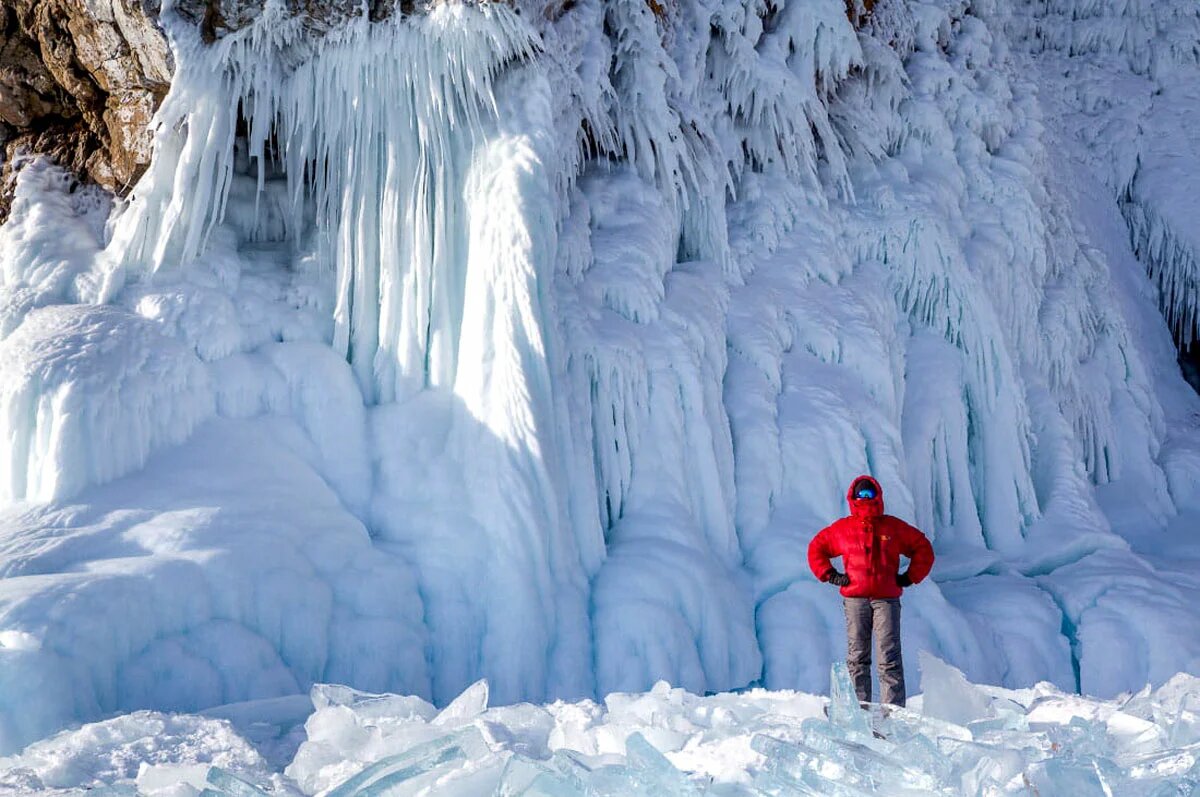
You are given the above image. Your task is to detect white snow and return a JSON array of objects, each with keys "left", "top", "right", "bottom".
[{"left": 0, "top": 0, "right": 1199, "bottom": 766}]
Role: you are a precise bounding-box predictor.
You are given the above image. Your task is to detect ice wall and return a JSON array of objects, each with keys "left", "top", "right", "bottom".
[
  {"left": 1007, "top": 0, "right": 1200, "bottom": 350},
  {"left": 107, "top": 2, "right": 604, "bottom": 709},
  {"left": 1, "top": 0, "right": 1199, "bottom": 755}
]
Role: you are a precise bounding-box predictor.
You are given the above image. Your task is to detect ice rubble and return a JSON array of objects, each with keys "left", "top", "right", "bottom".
[
  {"left": 1, "top": 0, "right": 1200, "bottom": 759},
  {"left": 2, "top": 657, "right": 1200, "bottom": 795}
]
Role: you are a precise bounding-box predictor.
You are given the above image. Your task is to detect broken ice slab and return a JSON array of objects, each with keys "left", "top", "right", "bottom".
[
  {"left": 586, "top": 762, "right": 662, "bottom": 796},
  {"left": 874, "top": 705, "right": 972, "bottom": 746},
  {"left": 496, "top": 754, "right": 553, "bottom": 795},
  {"left": 1142, "top": 781, "right": 1200, "bottom": 797},
  {"left": 542, "top": 748, "right": 655, "bottom": 796},
  {"left": 1121, "top": 740, "right": 1200, "bottom": 781},
  {"left": 965, "top": 715, "right": 1028, "bottom": 737},
  {"left": 623, "top": 731, "right": 706, "bottom": 796},
  {"left": 571, "top": 744, "right": 706, "bottom": 797},
  {"left": 1169, "top": 695, "right": 1200, "bottom": 747},
  {"left": 431, "top": 679, "right": 489, "bottom": 727},
  {"left": 517, "top": 772, "right": 588, "bottom": 797},
  {"left": 1025, "top": 756, "right": 1120, "bottom": 795},
  {"left": 199, "top": 766, "right": 268, "bottom": 797},
  {"left": 751, "top": 733, "right": 945, "bottom": 796},
  {"left": 1039, "top": 715, "right": 1113, "bottom": 763},
  {"left": 938, "top": 737, "right": 1028, "bottom": 794},
  {"left": 1093, "top": 705, "right": 1169, "bottom": 761},
  {"left": 497, "top": 754, "right": 585, "bottom": 797},
  {"left": 323, "top": 727, "right": 491, "bottom": 797},
  {"left": 918, "top": 654, "right": 995, "bottom": 728},
  {"left": 547, "top": 747, "right": 595, "bottom": 788},
  {"left": 529, "top": 736, "right": 706, "bottom": 797},
  {"left": 966, "top": 700, "right": 1029, "bottom": 737},
  {"left": 310, "top": 684, "right": 437, "bottom": 723},
  {"left": 829, "top": 662, "right": 872, "bottom": 737},
  {"left": 802, "top": 719, "right": 946, "bottom": 791},
  {"left": 893, "top": 732, "right": 955, "bottom": 784},
  {"left": 521, "top": 772, "right": 590, "bottom": 796},
  {"left": 750, "top": 735, "right": 882, "bottom": 797},
  {"left": 749, "top": 766, "right": 825, "bottom": 796}
]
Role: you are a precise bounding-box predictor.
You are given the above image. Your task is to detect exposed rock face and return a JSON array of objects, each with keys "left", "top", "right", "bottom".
[{"left": 1, "top": 0, "right": 172, "bottom": 216}]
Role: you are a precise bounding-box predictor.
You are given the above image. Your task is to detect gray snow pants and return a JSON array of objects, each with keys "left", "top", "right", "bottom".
[{"left": 843, "top": 597, "right": 905, "bottom": 706}]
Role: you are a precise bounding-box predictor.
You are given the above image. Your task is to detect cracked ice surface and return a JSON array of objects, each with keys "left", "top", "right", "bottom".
[
  {"left": 2, "top": 0, "right": 1200, "bottom": 763},
  {"left": 2, "top": 658, "right": 1199, "bottom": 795}
]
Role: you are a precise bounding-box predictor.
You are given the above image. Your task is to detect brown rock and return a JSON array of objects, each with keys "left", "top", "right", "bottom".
[
  {"left": 1, "top": 0, "right": 171, "bottom": 218},
  {"left": 845, "top": 0, "right": 877, "bottom": 28},
  {"left": 1, "top": 119, "right": 99, "bottom": 219},
  {"left": 0, "top": 7, "right": 73, "bottom": 129}
]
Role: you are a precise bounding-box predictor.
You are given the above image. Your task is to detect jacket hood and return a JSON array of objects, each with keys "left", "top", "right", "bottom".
[{"left": 847, "top": 475, "right": 884, "bottom": 518}]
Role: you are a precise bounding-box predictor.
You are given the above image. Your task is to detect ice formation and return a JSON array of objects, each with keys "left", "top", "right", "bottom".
[
  {"left": 0, "top": 0, "right": 1199, "bottom": 760},
  {"left": 2, "top": 657, "right": 1199, "bottom": 795}
]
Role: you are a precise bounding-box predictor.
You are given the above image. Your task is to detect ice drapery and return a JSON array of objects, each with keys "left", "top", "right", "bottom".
[
  {"left": 107, "top": 4, "right": 541, "bottom": 404},
  {"left": 1, "top": 0, "right": 1200, "bottom": 756}
]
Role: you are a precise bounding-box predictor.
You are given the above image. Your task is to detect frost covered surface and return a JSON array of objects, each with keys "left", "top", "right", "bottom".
[
  {"left": 1, "top": 0, "right": 1200, "bottom": 760},
  {"left": 2, "top": 659, "right": 1200, "bottom": 795}
]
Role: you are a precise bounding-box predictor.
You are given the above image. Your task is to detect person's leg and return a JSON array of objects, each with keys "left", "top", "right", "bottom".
[
  {"left": 843, "top": 597, "right": 873, "bottom": 704},
  {"left": 873, "top": 598, "right": 905, "bottom": 706}
]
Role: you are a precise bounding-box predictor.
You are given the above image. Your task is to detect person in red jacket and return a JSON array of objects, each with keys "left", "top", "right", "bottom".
[{"left": 808, "top": 475, "right": 934, "bottom": 707}]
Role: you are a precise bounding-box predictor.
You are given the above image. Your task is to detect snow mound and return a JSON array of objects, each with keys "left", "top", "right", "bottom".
[
  {"left": 0, "top": 418, "right": 429, "bottom": 755},
  {"left": 0, "top": 711, "right": 269, "bottom": 793}
]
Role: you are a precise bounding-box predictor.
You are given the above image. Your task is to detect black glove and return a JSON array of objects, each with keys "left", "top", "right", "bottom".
[
  {"left": 896, "top": 571, "right": 912, "bottom": 588},
  {"left": 826, "top": 571, "right": 851, "bottom": 587}
]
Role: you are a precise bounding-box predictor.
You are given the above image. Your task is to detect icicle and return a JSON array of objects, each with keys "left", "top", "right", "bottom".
[
  {"left": 1124, "top": 199, "right": 1200, "bottom": 348},
  {"left": 708, "top": 0, "right": 861, "bottom": 199}
]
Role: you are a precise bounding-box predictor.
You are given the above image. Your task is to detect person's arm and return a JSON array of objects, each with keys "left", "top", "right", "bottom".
[
  {"left": 896, "top": 521, "right": 934, "bottom": 586},
  {"left": 808, "top": 523, "right": 844, "bottom": 584}
]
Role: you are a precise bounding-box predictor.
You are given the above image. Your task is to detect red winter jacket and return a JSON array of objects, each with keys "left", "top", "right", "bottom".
[{"left": 807, "top": 475, "right": 935, "bottom": 599}]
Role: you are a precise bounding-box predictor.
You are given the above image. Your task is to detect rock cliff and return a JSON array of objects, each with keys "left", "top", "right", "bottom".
[{"left": 0, "top": 0, "right": 171, "bottom": 213}]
